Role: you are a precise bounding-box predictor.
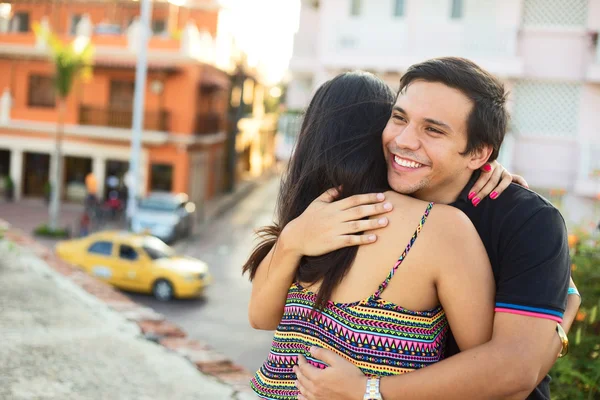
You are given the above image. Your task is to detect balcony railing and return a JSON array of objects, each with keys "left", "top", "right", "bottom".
[
  {"left": 79, "top": 106, "right": 170, "bottom": 131},
  {"left": 195, "top": 112, "right": 223, "bottom": 135}
]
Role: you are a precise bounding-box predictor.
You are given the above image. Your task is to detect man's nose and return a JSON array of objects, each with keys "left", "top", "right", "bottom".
[{"left": 394, "top": 123, "right": 420, "bottom": 150}]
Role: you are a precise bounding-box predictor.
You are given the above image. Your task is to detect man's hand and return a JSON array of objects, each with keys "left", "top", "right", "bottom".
[
  {"left": 282, "top": 189, "right": 393, "bottom": 257},
  {"left": 294, "top": 347, "right": 366, "bottom": 400},
  {"left": 468, "top": 160, "right": 529, "bottom": 206}
]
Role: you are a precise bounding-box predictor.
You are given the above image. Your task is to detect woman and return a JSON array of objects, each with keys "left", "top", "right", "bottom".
[{"left": 243, "top": 71, "right": 495, "bottom": 399}]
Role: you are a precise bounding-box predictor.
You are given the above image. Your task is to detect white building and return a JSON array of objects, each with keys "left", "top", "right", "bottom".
[{"left": 286, "top": 0, "right": 600, "bottom": 227}]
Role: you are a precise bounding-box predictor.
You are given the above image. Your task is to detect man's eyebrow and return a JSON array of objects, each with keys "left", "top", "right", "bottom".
[
  {"left": 423, "top": 118, "right": 452, "bottom": 131},
  {"left": 393, "top": 106, "right": 453, "bottom": 131}
]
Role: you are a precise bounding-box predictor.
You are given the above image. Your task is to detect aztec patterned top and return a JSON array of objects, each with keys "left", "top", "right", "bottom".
[{"left": 251, "top": 202, "right": 449, "bottom": 400}]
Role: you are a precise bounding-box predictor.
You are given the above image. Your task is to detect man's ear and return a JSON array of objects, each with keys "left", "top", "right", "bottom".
[{"left": 467, "top": 145, "right": 493, "bottom": 171}]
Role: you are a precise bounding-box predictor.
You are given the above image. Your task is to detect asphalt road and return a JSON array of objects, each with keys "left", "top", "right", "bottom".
[{"left": 126, "top": 175, "right": 281, "bottom": 372}]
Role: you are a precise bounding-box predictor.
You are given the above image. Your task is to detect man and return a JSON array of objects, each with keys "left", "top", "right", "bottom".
[{"left": 252, "top": 57, "right": 580, "bottom": 399}]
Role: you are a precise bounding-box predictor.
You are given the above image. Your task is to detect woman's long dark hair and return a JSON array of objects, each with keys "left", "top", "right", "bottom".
[{"left": 242, "top": 71, "right": 394, "bottom": 310}]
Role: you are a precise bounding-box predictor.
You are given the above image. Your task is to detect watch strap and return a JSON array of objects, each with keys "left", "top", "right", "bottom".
[{"left": 363, "top": 376, "right": 382, "bottom": 400}]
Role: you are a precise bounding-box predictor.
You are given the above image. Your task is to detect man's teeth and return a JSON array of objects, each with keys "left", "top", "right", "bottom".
[{"left": 394, "top": 155, "right": 422, "bottom": 169}]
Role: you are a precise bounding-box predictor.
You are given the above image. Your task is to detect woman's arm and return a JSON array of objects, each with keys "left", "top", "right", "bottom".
[
  {"left": 248, "top": 229, "right": 302, "bottom": 330},
  {"left": 433, "top": 207, "right": 496, "bottom": 350},
  {"left": 247, "top": 190, "right": 393, "bottom": 330}
]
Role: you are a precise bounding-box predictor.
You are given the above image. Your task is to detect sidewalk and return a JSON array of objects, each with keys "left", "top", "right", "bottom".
[{"left": 0, "top": 227, "right": 257, "bottom": 400}]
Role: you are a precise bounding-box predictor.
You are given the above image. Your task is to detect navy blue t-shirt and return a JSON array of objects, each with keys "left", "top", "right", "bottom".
[{"left": 450, "top": 173, "right": 571, "bottom": 400}]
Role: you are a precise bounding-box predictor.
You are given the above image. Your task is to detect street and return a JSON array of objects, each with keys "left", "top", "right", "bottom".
[{"left": 127, "top": 175, "right": 281, "bottom": 372}]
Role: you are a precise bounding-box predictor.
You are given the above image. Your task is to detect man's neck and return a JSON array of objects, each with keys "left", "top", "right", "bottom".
[{"left": 412, "top": 171, "right": 475, "bottom": 205}]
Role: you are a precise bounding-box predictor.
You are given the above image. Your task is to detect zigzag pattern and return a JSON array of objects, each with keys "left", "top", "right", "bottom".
[{"left": 251, "top": 203, "right": 449, "bottom": 400}]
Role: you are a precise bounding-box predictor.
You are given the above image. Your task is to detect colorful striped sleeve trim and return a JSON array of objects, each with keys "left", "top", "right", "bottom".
[{"left": 495, "top": 303, "right": 563, "bottom": 323}]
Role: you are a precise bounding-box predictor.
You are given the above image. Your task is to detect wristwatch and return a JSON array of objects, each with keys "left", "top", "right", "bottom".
[
  {"left": 556, "top": 323, "right": 569, "bottom": 357},
  {"left": 364, "top": 376, "right": 383, "bottom": 400}
]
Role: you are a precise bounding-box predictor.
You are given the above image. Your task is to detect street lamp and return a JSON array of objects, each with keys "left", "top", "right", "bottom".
[{"left": 126, "top": 0, "right": 152, "bottom": 221}]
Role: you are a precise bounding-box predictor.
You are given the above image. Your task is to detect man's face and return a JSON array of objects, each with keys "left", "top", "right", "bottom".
[{"left": 382, "top": 80, "right": 475, "bottom": 203}]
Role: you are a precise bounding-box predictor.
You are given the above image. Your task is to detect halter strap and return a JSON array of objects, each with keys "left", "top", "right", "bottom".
[{"left": 372, "top": 202, "right": 434, "bottom": 299}]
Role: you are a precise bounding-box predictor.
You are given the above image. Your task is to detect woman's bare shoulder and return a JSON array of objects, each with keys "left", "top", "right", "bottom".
[{"left": 382, "top": 192, "right": 477, "bottom": 240}]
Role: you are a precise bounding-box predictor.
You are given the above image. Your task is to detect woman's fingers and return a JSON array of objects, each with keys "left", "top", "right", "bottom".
[
  {"left": 340, "top": 202, "right": 393, "bottom": 222},
  {"left": 335, "top": 192, "right": 386, "bottom": 211},
  {"left": 342, "top": 217, "right": 389, "bottom": 234},
  {"left": 337, "top": 234, "right": 378, "bottom": 248},
  {"left": 472, "top": 166, "right": 506, "bottom": 204},
  {"left": 512, "top": 174, "right": 529, "bottom": 189}
]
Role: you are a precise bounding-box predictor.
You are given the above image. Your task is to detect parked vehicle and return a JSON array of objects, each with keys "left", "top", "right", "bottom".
[
  {"left": 55, "top": 231, "right": 211, "bottom": 301},
  {"left": 130, "top": 192, "right": 196, "bottom": 243}
]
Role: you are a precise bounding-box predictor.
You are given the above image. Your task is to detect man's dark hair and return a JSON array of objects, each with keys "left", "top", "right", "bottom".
[{"left": 399, "top": 57, "right": 509, "bottom": 162}]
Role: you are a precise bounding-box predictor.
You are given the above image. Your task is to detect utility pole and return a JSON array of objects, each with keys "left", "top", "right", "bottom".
[
  {"left": 126, "top": 0, "right": 152, "bottom": 220},
  {"left": 226, "top": 65, "right": 245, "bottom": 193}
]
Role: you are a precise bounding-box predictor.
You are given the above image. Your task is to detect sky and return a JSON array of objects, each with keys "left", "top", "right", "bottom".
[{"left": 218, "top": 0, "right": 301, "bottom": 84}]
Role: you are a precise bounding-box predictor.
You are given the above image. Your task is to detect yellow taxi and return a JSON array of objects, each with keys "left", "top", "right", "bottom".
[{"left": 55, "top": 231, "right": 211, "bottom": 301}]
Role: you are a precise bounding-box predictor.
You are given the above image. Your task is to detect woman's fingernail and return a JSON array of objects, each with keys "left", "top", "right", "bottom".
[
  {"left": 376, "top": 193, "right": 385, "bottom": 201},
  {"left": 483, "top": 164, "right": 492, "bottom": 172},
  {"left": 368, "top": 234, "right": 377, "bottom": 242},
  {"left": 468, "top": 191, "right": 476, "bottom": 200},
  {"left": 472, "top": 198, "right": 480, "bottom": 206},
  {"left": 490, "top": 191, "right": 498, "bottom": 199},
  {"left": 383, "top": 202, "right": 392, "bottom": 210},
  {"left": 378, "top": 218, "right": 387, "bottom": 225}
]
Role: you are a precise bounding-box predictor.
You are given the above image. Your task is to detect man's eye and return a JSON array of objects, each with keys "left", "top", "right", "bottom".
[{"left": 426, "top": 127, "right": 443, "bottom": 134}]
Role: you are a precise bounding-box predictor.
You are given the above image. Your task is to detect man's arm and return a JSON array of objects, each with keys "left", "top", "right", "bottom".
[
  {"left": 295, "top": 292, "right": 579, "bottom": 400},
  {"left": 377, "top": 304, "right": 578, "bottom": 400},
  {"left": 295, "top": 205, "right": 578, "bottom": 399}
]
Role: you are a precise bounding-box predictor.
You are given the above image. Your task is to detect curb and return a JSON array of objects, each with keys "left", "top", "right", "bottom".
[{"left": 0, "top": 223, "right": 256, "bottom": 396}]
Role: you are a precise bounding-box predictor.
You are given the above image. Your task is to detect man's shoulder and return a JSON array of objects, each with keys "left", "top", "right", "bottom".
[{"left": 492, "top": 183, "right": 563, "bottom": 225}]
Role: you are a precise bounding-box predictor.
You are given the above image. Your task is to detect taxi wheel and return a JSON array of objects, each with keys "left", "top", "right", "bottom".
[{"left": 152, "top": 279, "right": 175, "bottom": 301}]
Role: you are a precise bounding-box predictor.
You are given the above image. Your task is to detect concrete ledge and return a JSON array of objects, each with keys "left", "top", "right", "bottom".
[{"left": 0, "top": 221, "right": 255, "bottom": 397}]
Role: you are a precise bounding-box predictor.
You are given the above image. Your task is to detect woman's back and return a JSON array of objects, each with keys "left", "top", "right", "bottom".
[
  {"left": 250, "top": 193, "right": 492, "bottom": 399},
  {"left": 319, "top": 192, "right": 446, "bottom": 311}
]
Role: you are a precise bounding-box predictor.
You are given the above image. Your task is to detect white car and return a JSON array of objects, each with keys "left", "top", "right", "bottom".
[{"left": 131, "top": 192, "right": 196, "bottom": 244}]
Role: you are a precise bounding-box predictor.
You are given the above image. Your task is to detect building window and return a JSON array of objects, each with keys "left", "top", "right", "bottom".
[
  {"left": 70, "top": 14, "right": 82, "bottom": 35},
  {"left": 350, "top": 0, "right": 361, "bottom": 16},
  {"left": 151, "top": 19, "right": 166, "bottom": 35},
  {"left": 512, "top": 81, "right": 581, "bottom": 137},
  {"left": 150, "top": 163, "right": 174, "bottom": 192},
  {"left": 450, "top": 0, "right": 463, "bottom": 19},
  {"left": 10, "top": 11, "right": 29, "bottom": 32},
  {"left": 393, "top": 0, "right": 405, "bottom": 17},
  {"left": 28, "top": 75, "right": 56, "bottom": 108},
  {"left": 522, "top": 0, "right": 587, "bottom": 28},
  {"left": 109, "top": 80, "right": 135, "bottom": 110}
]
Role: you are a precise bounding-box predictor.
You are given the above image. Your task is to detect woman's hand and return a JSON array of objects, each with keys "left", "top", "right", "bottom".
[
  {"left": 281, "top": 189, "right": 394, "bottom": 257},
  {"left": 467, "top": 160, "right": 529, "bottom": 206}
]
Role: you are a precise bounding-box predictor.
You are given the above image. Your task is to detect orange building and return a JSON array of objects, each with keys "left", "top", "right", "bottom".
[{"left": 0, "top": 0, "right": 271, "bottom": 216}]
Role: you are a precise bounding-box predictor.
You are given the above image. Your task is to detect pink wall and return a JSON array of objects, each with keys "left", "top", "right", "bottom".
[
  {"left": 578, "top": 85, "right": 600, "bottom": 143},
  {"left": 519, "top": 30, "right": 594, "bottom": 80}
]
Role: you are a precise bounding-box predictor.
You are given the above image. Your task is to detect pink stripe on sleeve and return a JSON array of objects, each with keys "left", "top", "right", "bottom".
[{"left": 494, "top": 307, "right": 563, "bottom": 323}]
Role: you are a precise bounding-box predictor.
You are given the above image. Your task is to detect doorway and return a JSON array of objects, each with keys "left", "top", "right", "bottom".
[{"left": 23, "top": 152, "right": 50, "bottom": 197}]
